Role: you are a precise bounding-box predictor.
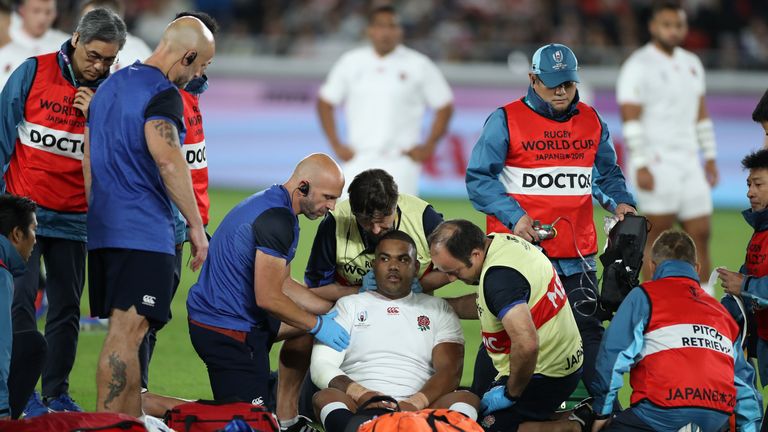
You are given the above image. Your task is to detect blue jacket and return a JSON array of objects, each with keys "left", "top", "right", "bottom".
[
  {"left": 466, "top": 86, "right": 635, "bottom": 276},
  {"left": 0, "top": 40, "right": 107, "bottom": 242},
  {"left": 592, "top": 260, "right": 762, "bottom": 430},
  {"left": 739, "top": 208, "right": 768, "bottom": 308},
  {"left": 0, "top": 235, "right": 26, "bottom": 416}
]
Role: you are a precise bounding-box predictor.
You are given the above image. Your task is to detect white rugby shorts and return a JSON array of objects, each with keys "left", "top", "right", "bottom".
[{"left": 630, "top": 153, "right": 713, "bottom": 220}]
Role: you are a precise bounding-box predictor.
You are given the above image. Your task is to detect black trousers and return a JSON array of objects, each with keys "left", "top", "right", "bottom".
[
  {"left": 12, "top": 236, "right": 86, "bottom": 398},
  {"left": 8, "top": 329, "right": 47, "bottom": 418},
  {"left": 560, "top": 271, "right": 604, "bottom": 398},
  {"left": 139, "top": 244, "right": 183, "bottom": 390}
]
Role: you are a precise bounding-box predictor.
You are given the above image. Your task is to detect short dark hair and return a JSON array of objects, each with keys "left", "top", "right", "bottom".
[
  {"left": 79, "top": 0, "right": 123, "bottom": 17},
  {"left": 368, "top": 4, "right": 397, "bottom": 24},
  {"left": 651, "top": 230, "right": 696, "bottom": 266},
  {"left": 427, "top": 219, "right": 486, "bottom": 267},
  {"left": 377, "top": 230, "right": 417, "bottom": 256},
  {"left": 348, "top": 169, "right": 398, "bottom": 218},
  {"left": 650, "top": 0, "right": 683, "bottom": 19},
  {"left": 742, "top": 149, "right": 768, "bottom": 171},
  {"left": 0, "top": 0, "right": 12, "bottom": 14},
  {"left": 175, "top": 11, "right": 219, "bottom": 35},
  {"left": 0, "top": 195, "right": 36, "bottom": 238},
  {"left": 753, "top": 89, "right": 768, "bottom": 123}
]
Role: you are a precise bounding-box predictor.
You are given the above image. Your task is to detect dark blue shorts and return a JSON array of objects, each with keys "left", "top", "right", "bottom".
[
  {"left": 88, "top": 248, "right": 176, "bottom": 324},
  {"left": 479, "top": 369, "right": 582, "bottom": 432},
  {"left": 188, "top": 317, "right": 281, "bottom": 406}
]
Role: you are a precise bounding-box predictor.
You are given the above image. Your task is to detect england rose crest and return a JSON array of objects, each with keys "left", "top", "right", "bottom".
[{"left": 417, "top": 315, "right": 430, "bottom": 331}]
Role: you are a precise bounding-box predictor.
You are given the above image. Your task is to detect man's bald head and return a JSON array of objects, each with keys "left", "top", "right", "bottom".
[
  {"left": 146, "top": 15, "right": 215, "bottom": 88},
  {"left": 286, "top": 153, "right": 344, "bottom": 220},
  {"left": 162, "top": 16, "right": 214, "bottom": 55}
]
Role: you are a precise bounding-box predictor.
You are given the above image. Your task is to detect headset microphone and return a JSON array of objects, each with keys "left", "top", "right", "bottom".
[
  {"left": 298, "top": 182, "right": 310, "bottom": 196},
  {"left": 184, "top": 51, "right": 198, "bottom": 66}
]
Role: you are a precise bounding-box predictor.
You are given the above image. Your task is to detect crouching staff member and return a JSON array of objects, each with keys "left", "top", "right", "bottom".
[{"left": 592, "top": 231, "right": 761, "bottom": 431}]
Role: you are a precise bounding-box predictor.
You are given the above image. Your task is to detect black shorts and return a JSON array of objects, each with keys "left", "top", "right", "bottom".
[
  {"left": 88, "top": 248, "right": 176, "bottom": 324},
  {"left": 479, "top": 369, "right": 582, "bottom": 432},
  {"left": 188, "top": 317, "right": 281, "bottom": 406}
]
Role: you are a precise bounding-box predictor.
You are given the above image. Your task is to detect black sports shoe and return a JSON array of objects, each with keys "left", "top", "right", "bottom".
[
  {"left": 280, "top": 415, "right": 321, "bottom": 432},
  {"left": 568, "top": 397, "right": 595, "bottom": 432}
]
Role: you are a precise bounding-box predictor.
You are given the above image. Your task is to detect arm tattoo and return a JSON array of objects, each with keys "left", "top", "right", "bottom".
[
  {"left": 151, "top": 120, "right": 180, "bottom": 148},
  {"left": 103, "top": 352, "right": 127, "bottom": 409}
]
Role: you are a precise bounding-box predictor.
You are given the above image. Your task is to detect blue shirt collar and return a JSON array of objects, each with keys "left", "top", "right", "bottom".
[
  {"left": 523, "top": 85, "right": 581, "bottom": 122},
  {"left": 652, "top": 259, "right": 699, "bottom": 282},
  {"left": 0, "top": 235, "right": 26, "bottom": 278},
  {"left": 743, "top": 207, "right": 768, "bottom": 231},
  {"left": 275, "top": 184, "right": 297, "bottom": 217}
]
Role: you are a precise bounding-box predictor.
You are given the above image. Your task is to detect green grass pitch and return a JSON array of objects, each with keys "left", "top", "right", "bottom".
[{"left": 60, "top": 189, "right": 752, "bottom": 411}]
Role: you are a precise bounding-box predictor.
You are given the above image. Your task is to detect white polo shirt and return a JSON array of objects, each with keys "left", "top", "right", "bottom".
[
  {"left": 111, "top": 33, "right": 152, "bottom": 72},
  {"left": 10, "top": 12, "right": 68, "bottom": 54},
  {"left": 0, "top": 41, "right": 29, "bottom": 90},
  {"left": 311, "top": 290, "right": 464, "bottom": 400},
  {"left": 319, "top": 44, "right": 453, "bottom": 155},
  {"left": 616, "top": 43, "right": 706, "bottom": 157}
]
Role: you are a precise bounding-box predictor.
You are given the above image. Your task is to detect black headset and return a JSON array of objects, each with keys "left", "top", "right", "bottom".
[
  {"left": 183, "top": 51, "right": 198, "bottom": 66},
  {"left": 298, "top": 182, "right": 310, "bottom": 196}
]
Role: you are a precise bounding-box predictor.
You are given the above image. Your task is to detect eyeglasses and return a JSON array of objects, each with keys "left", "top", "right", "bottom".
[
  {"left": 535, "top": 77, "right": 576, "bottom": 91},
  {"left": 84, "top": 49, "right": 118, "bottom": 67}
]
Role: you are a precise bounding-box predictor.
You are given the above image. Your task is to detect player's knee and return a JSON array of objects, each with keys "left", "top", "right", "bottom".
[
  {"left": 312, "top": 388, "right": 344, "bottom": 414},
  {"left": 453, "top": 390, "right": 480, "bottom": 409},
  {"left": 108, "top": 308, "right": 150, "bottom": 346}
]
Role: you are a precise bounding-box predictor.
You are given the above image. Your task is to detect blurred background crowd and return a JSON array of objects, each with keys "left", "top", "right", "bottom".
[{"left": 42, "top": 0, "right": 768, "bottom": 69}]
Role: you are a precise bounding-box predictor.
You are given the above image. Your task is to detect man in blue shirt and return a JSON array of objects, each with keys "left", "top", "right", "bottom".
[
  {"left": 84, "top": 16, "right": 213, "bottom": 416},
  {"left": 465, "top": 43, "right": 636, "bottom": 402},
  {"left": 0, "top": 7, "right": 126, "bottom": 415},
  {"left": 187, "top": 153, "right": 349, "bottom": 411}
]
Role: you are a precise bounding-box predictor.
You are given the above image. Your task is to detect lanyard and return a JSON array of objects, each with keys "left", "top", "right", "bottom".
[{"left": 59, "top": 48, "right": 79, "bottom": 87}]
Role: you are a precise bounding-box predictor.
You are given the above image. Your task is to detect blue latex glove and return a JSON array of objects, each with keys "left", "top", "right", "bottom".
[
  {"left": 480, "top": 385, "right": 516, "bottom": 416},
  {"left": 360, "top": 270, "right": 377, "bottom": 293},
  {"left": 309, "top": 310, "right": 350, "bottom": 352},
  {"left": 359, "top": 270, "right": 423, "bottom": 294}
]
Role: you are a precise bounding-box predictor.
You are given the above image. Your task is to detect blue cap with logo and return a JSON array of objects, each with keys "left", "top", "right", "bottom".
[{"left": 531, "top": 43, "right": 580, "bottom": 88}]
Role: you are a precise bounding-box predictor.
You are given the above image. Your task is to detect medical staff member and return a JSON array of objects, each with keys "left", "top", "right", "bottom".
[
  {"left": 0, "top": 8, "right": 125, "bottom": 416},
  {"left": 429, "top": 220, "right": 589, "bottom": 431},
  {"left": 594, "top": 231, "right": 761, "bottom": 431},
  {"left": 465, "top": 43, "right": 636, "bottom": 401},
  {"left": 85, "top": 16, "right": 212, "bottom": 416},
  {"left": 720, "top": 149, "right": 768, "bottom": 429},
  {"left": 186, "top": 153, "right": 349, "bottom": 409}
]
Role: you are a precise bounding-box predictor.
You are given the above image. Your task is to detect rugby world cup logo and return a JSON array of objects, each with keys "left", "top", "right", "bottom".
[
  {"left": 553, "top": 50, "right": 563, "bottom": 63},
  {"left": 358, "top": 310, "right": 368, "bottom": 323}
]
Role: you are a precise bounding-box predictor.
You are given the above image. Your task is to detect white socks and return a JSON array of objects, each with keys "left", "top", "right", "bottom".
[
  {"left": 319, "top": 401, "right": 349, "bottom": 426},
  {"left": 449, "top": 402, "right": 478, "bottom": 420}
]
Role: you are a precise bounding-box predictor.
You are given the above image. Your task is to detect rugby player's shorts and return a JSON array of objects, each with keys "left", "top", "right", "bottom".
[
  {"left": 630, "top": 152, "right": 712, "bottom": 220},
  {"left": 88, "top": 248, "right": 176, "bottom": 325}
]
